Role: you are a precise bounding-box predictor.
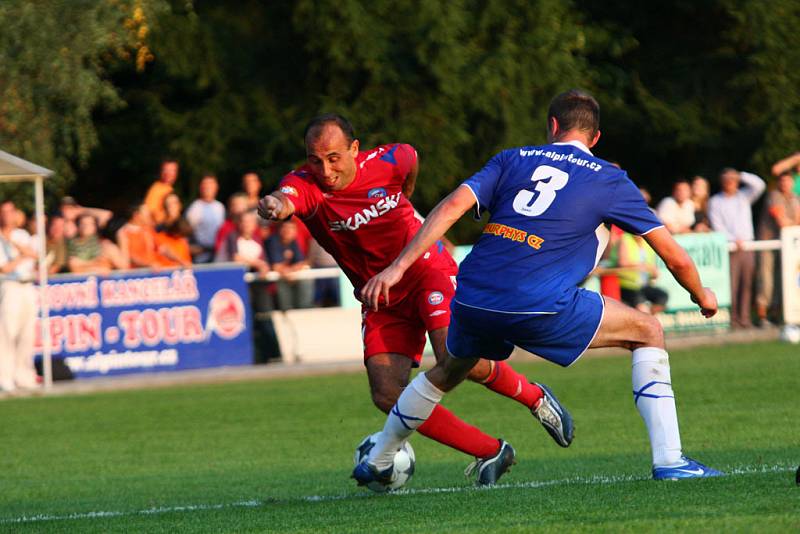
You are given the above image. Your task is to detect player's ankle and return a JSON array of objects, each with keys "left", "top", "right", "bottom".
[{"left": 529, "top": 383, "right": 544, "bottom": 409}]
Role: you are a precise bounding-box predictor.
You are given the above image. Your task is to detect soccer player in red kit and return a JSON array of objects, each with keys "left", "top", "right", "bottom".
[{"left": 259, "top": 114, "right": 573, "bottom": 484}]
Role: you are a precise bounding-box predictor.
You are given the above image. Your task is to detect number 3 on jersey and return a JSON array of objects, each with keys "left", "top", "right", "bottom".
[{"left": 512, "top": 165, "right": 569, "bottom": 216}]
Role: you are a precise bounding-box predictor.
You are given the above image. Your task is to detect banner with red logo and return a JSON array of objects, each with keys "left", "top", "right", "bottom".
[{"left": 34, "top": 265, "right": 252, "bottom": 379}]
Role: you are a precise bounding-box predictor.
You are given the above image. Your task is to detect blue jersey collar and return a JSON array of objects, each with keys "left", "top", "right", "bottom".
[{"left": 553, "top": 140, "right": 593, "bottom": 155}]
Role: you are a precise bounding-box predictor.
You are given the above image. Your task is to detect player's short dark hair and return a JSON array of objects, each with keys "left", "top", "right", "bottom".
[
  {"left": 304, "top": 113, "right": 355, "bottom": 146},
  {"left": 547, "top": 89, "right": 600, "bottom": 139}
]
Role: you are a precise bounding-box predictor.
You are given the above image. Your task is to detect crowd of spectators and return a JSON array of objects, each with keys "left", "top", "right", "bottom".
[
  {"left": 596, "top": 159, "right": 800, "bottom": 328},
  {"left": 3, "top": 159, "right": 340, "bottom": 309}
]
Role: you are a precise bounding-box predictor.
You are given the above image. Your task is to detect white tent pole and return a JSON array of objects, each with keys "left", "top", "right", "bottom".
[{"left": 34, "top": 176, "right": 52, "bottom": 390}]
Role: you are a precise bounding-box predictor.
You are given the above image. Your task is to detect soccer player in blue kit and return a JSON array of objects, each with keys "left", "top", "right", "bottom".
[{"left": 355, "top": 89, "right": 723, "bottom": 486}]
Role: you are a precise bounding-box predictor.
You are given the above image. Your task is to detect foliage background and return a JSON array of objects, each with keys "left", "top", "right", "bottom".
[{"left": 2, "top": 0, "right": 799, "bottom": 241}]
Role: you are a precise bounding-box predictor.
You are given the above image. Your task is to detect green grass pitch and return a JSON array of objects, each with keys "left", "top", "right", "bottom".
[{"left": 1, "top": 341, "right": 798, "bottom": 532}]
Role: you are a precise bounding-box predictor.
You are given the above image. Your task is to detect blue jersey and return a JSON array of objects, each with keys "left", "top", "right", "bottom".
[{"left": 456, "top": 141, "right": 663, "bottom": 314}]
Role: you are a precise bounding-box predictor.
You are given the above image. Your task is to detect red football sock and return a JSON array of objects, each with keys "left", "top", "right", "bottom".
[
  {"left": 483, "top": 361, "right": 543, "bottom": 409},
  {"left": 418, "top": 405, "right": 500, "bottom": 458}
]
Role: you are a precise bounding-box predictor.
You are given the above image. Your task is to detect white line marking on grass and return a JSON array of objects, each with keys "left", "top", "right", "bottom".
[
  {"left": 1, "top": 464, "right": 792, "bottom": 525},
  {"left": 0, "top": 501, "right": 262, "bottom": 525}
]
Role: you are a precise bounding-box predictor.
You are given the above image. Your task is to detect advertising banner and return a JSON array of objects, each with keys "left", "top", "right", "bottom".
[
  {"left": 652, "top": 232, "right": 731, "bottom": 332},
  {"left": 35, "top": 265, "right": 253, "bottom": 379}
]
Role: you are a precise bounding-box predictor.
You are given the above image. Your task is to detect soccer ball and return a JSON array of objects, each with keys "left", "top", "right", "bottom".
[
  {"left": 354, "top": 432, "right": 415, "bottom": 493},
  {"left": 780, "top": 324, "right": 800, "bottom": 344}
]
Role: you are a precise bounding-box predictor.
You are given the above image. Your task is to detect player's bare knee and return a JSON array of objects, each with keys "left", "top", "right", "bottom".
[
  {"left": 638, "top": 314, "right": 665, "bottom": 349},
  {"left": 466, "top": 359, "right": 492, "bottom": 383},
  {"left": 371, "top": 387, "right": 400, "bottom": 414}
]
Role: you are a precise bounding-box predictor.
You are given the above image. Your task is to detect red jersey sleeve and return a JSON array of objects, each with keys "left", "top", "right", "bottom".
[
  {"left": 392, "top": 143, "right": 417, "bottom": 183},
  {"left": 278, "top": 171, "right": 321, "bottom": 219}
]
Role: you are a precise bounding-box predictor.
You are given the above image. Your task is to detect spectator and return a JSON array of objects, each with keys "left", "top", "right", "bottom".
[
  {"left": 117, "top": 204, "right": 158, "bottom": 269},
  {"left": 144, "top": 159, "right": 180, "bottom": 225},
  {"left": 224, "top": 210, "right": 271, "bottom": 276},
  {"left": 242, "top": 172, "right": 263, "bottom": 211},
  {"left": 14, "top": 206, "right": 27, "bottom": 231},
  {"left": 156, "top": 192, "right": 184, "bottom": 231},
  {"left": 691, "top": 176, "right": 711, "bottom": 232},
  {"left": 214, "top": 192, "right": 250, "bottom": 261},
  {"left": 708, "top": 168, "right": 766, "bottom": 329},
  {"left": 59, "top": 196, "right": 113, "bottom": 230},
  {"left": 67, "top": 213, "right": 127, "bottom": 274},
  {"left": 771, "top": 151, "right": 800, "bottom": 195},
  {"left": 612, "top": 232, "right": 669, "bottom": 314},
  {"left": 265, "top": 219, "right": 314, "bottom": 310},
  {"left": 46, "top": 214, "right": 68, "bottom": 274},
  {"left": 186, "top": 174, "right": 226, "bottom": 263},
  {"left": 0, "top": 200, "right": 39, "bottom": 391},
  {"left": 155, "top": 218, "right": 193, "bottom": 268},
  {"left": 755, "top": 172, "right": 800, "bottom": 326},
  {"left": 306, "top": 239, "right": 340, "bottom": 307},
  {"left": 225, "top": 209, "right": 281, "bottom": 362},
  {"left": 656, "top": 179, "right": 695, "bottom": 234}
]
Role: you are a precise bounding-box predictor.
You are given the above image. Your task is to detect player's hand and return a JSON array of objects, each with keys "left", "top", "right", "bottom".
[
  {"left": 691, "top": 287, "right": 718, "bottom": 318},
  {"left": 361, "top": 264, "right": 405, "bottom": 311},
  {"left": 258, "top": 195, "right": 282, "bottom": 220}
]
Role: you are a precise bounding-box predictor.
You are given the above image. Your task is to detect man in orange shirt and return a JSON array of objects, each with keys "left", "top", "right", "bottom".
[
  {"left": 117, "top": 204, "right": 158, "bottom": 269},
  {"left": 144, "top": 159, "right": 180, "bottom": 225}
]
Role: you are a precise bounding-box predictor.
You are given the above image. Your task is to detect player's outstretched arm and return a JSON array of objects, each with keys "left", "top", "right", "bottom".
[
  {"left": 258, "top": 192, "right": 295, "bottom": 221},
  {"left": 643, "top": 227, "right": 718, "bottom": 318},
  {"left": 362, "top": 185, "right": 476, "bottom": 310}
]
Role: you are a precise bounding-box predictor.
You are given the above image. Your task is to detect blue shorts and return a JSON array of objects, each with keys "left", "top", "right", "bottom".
[{"left": 446, "top": 288, "right": 604, "bottom": 367}]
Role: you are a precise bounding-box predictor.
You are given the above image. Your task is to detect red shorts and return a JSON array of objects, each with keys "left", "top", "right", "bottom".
[{"left": 362, "top": 265, "right": 456, "bottom": 367}]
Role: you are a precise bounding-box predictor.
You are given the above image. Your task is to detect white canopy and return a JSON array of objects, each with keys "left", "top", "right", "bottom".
[
  {"left": 0, "top": 149, "right": 54, "bottom": 181},
  {"left": 0, "top": 149, "right": 54, "bottom": 389}
]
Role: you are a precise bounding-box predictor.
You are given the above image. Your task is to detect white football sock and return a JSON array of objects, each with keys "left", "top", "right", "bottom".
[
  {"left": 368, "top": 372, "right": 444, "bottom": 471},
  {"left": 631, "top": 347, "right": 684, "bottom": 467}
]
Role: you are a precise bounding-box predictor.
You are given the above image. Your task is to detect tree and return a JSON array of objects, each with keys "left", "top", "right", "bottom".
[
  {"left": 293, "top": 0, "right": 591, "bottom": 239},
  {"left": 0, "top": 0, "right": 165, "bottom": 209},
  {"left": 576, "top": 0, "right": 800, "bottom": 197}
]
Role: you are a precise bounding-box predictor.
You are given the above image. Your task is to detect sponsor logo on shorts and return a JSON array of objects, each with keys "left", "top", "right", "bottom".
[
  {"left": 428, "top": 291, "right": 444, "bottom": 305},
  {"left": 280, "top": 185, "right": 299, "bottom": 197},
  {"left": 367, "top": 187, "right": 387, "bottom": 199},
  {"left": 429, "top": 310, "right": 447, "bottom": 317}
]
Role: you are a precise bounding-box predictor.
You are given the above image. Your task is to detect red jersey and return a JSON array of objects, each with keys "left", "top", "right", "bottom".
[{"left": 278, "top": 143, "right": 455, "bottom": 303}]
